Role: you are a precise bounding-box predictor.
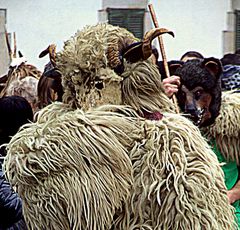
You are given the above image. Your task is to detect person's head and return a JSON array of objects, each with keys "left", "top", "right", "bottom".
[
  {"left": 180, "top": 51, "right": 204, "bottom": 62},
  {"left": 220, "top": 53, "right": 240, "bottom": 66},
  {"left": 0, "top": 95, "right": 33, "bottom": 147},
  {"left": 5, "top": 76, "right": 39, "bottom": 112},
  {"left": 235, "top": 49, "right": 240, "bottom": 55}
]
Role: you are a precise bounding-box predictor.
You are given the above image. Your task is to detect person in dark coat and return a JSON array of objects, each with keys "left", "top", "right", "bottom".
[{"left": 0, "top": 95, "right": 33, "bottom": 230}]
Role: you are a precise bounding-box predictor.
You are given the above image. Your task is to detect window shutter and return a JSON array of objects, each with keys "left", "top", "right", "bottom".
[
  {"left": 107, "top": 8, "right": 145, "bottom": 39},
  {"left": 236, "top": 10, "right": 240, "bottom": 50}
]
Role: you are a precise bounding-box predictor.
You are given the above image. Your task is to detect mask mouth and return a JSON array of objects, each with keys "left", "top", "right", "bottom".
[
  {"left": 195, "top": 108, "right": 205, "bottom": 126},
  {"left": 184, "top": 107, "right": 206, "bottom": 127}
]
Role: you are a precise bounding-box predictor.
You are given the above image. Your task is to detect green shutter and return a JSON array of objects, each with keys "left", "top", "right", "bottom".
[
  {"left": 107, "top": 8, "right": 145, "bottom": 39},
  {"left": 236, "top": 10, "right": 240, "bottom": 50}
]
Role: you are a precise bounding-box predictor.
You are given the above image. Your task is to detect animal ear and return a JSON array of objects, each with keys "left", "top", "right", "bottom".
[
  {"left": 39, "top": 46, "right": 50, "bottom": 58},
  {"left": 18, "top": 51, "right": 23, "bottom": 58},
  {"left": 203, "top": 57, "right": 223, "bottom": 78},
  {"left": 168, "top": 62, "right": 183, "bottom": 75}
]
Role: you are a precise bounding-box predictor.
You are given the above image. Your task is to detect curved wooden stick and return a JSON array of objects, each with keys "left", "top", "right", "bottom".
[{"left": 148, "top": 4, "right": 179, "bottom": 114}]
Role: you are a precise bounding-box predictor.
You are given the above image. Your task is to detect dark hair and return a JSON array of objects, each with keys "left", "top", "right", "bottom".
[
  {"left": 152, "top": 47, "right": 159, "bottom": 62},
  {"left": 180, "top": 51, "right": 204, "bottom": 61},
  {"left": 220, "top": 53, "right": 240, "bottom": 66},
  {"left": 235, "top": 49, "right": 240, "bottom": 55},
  {"left": 0, "top": 95, "right": 33, "bottom": 147}
]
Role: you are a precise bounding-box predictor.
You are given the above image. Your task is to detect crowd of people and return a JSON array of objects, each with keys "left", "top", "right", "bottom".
[{"left": 1, "top": 23, "right": 240, "bottom": 229}]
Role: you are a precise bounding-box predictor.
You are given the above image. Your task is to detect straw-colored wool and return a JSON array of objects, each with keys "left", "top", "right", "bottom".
[
  {"left": 4, "top": 104, "right": 236, "bottom": 229},
  {"left": 57, "top": 23, "right": 176, "bottom": 114},
  {"left": 4, "top": 103, "right": 136, "bottom": 230},
  {"left": 203, "top": 91, "right": 240, "bottom": 165},
  {"left": 57, "top": 23, "right": 138, "bottom": 110},
  {"left": 3, "top": 23, "right": 236, "bottom": 229},
  {"left": 121, "top": 60, "right": 176, "bottom": 114},
  {"left": 112, "top": 111, "right": 235, "bottom": 230}
]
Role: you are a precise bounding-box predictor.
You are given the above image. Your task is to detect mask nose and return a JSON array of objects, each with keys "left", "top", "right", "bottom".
[{"left": 185, "top": 104, "right": 197, "bottom": 116}]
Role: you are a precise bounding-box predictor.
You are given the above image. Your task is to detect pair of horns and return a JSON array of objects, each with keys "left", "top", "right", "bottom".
[{"left": 123, "top": 28, "right": 174, "bottom": 63}]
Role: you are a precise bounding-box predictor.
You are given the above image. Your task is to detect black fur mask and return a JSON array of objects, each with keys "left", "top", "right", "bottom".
[{"left": 170, "top": 58, "right": 222, "bottom": 127}]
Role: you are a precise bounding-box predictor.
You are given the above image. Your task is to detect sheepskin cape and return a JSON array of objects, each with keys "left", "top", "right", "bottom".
[
  {"left": 3, "top": 23, "right": 236, "bottom": 229},
  {"left": 203, "top": 91, "right": 240, "bottom": 165},
  {"left": 4, "top": 103, "right": 235, "bottom": 229}
]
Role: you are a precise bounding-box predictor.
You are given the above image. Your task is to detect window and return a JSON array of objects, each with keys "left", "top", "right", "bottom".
[
  {"left": 236, "top": 10, "right": 240, "bottom": 50},
  {"left": 107, "top": 8, "right": 145, "bottom": 39}
]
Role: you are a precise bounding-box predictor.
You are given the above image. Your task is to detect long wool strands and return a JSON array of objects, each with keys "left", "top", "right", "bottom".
[
  {"left": 4, "top": 104, "right": 236, "bottom": 229},
  {"left": 3, "top": 103, "right": 139, "bottom": 230},
  {"left": 113, "top": 113, "right": 236, "bottom": 230},
  {"left": 122, "top": 60, "right": 176, "bottom": 114},
  {"left": 56, "top": 23, "right": 138, "bottom": 110},
  {"left": 203, "top": 91, "right": 240, "bottom": 165}
]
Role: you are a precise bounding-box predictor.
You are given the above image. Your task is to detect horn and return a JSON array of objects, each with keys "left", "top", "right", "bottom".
[
  {"left": 142, "top": 28, "right": 174, "bottom": 59},
  {"left": 123, "top": 28, "right": 174, "bottom": 62}
]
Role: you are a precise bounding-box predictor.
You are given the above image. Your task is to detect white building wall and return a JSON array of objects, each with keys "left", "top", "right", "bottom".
[
  {"left": 101, "top": 0, "right": 148, "bottom": 9},
  {"left": 223, "top": 0, "right": 240, "bottom": 54},
  {"left": 0, "top": 9, "right": 10, "bottom": 76},
  {"left": 232, "top": 0, "right": 240, "bottom": 10}
]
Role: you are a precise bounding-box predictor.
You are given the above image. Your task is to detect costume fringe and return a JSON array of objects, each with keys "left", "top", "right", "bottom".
[
  {"left": 56, "top": 23, "right": 137, "bottom": 110},
  {"left": 113, "top": 112, "right": 236, "bottom": 230},
  {"left": 122, "top": 60, "right": 176, "bottom": 114},
  {"left": 4, "top": 104, "right": 135, "bottom": 230},
  {"left": 4, "top": 104, "right": 236, "bottom": 229},
  {"left": 203, "top": 91, "right": 240, "bottom": 165},
  {"left": 3, "top": 21, "right": 237, "bottom": 229}
]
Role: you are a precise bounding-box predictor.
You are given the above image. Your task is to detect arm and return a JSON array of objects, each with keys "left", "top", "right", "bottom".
[
  {"left": 227, "top": 178, "right": 240, "bottom": 204},
  {"left": 162, "top": 75, "right": 180, "bottom": 98},
  {"left": 0, "top": 168, "right": 24, "bottom": 229}
]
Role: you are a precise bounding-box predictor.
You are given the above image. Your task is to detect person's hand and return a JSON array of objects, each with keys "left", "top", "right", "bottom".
[
  {"left": 162, "top": 75, "right": 180, "bottom": 98},
  {"left": 227, "top": 188, "right": 240, "bottom": 204},
  {"left": 227, "top": 179, "right": 240, "bottom": 204}
]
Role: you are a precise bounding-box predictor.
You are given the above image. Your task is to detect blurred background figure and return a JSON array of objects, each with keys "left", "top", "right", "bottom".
[
  {"left": 220, "top": 51, "right": 240, "bottom": 92},
  {"left": 0, "top": 95, "right": 33, "bottom": 230}
]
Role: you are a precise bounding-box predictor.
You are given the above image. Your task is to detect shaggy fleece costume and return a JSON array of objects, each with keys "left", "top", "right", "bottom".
[
  {"left": 204, "top": 91, "right": 240, "bottom": 165},
  {"left": 3, "top": 23, "right": 236, "bottom": 229}
]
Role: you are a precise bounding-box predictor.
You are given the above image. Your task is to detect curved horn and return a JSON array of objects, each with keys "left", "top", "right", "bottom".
[
  {"left": 142, "top": 28, "right": 174, "bottom": 59},
  {"left": 123, "top": 28, "right": 174, "bottom": 62}
]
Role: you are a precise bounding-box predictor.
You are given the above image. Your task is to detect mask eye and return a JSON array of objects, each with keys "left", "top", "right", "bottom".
[
  {"left": 178, "top": 90, "right": 186, "bottom": 100},
  {"left": 95, "top": 80, "right": 104, "bottom": 90},
  {"left": 195, "top": 90, "right": 202, "bottom": 100}
]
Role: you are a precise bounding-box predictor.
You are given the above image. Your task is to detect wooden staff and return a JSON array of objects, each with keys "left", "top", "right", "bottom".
[
  {"left": 13, "top": 32, "right": 17, "bottom": 58},
  {"left": 148, "top": 3, "right": 179, "bottom": 114},
  {"left": 4, "top": 25, "right": 12, "bottom": 60}
]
